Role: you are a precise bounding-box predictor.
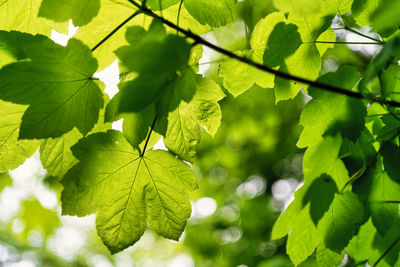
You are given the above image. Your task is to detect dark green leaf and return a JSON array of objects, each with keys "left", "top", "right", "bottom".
[
  {"left": 263, "top": 22, "right": 302, "bottom": 67},
  {"left": 303, "top": 175, "right": 338, "bottom": 225},
  {"left": 318, "top": 191, "right": 363, "bottom": 252}
]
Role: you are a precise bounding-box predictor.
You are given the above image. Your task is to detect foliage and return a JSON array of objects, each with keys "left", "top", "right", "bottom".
[{"left": 1, "top": 0, "right": 400, "bottom": 266}]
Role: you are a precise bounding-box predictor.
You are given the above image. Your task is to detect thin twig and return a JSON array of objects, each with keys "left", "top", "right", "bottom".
[
  {"left": 176, "top": 0, "right": 184, "bottom": 34},
  {"left": 307, "top": 41, "right": 382, "bottom": 45},
  {"left": 91, "top": 10, "right": 142, "bottom": 52},
  {"left": 332, "top": 26, "right": 384, "bottom": 44}
]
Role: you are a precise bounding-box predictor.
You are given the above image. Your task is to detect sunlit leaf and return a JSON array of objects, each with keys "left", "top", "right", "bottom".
[{"left": 61, "top": 130, "right": 197, "bottom": 253}]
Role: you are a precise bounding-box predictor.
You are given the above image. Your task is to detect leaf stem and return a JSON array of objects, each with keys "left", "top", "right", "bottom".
[
  {"left": 176, "top": 0, "right": 184, "bottom": 34},
  {"left": 332, "top": 26, "right": 384, "bottom": 44},
  {"left": 339, "top": 126, "right": 400, "bottom": 159},
  {"left": 141, "top": 116, "right": 158, "bottom": 156},
  {"left": 341, "top": 164, "right": 367, "bottom": 192},
  {"left": 125, "top": 0, "right": 400, "bottom": 108},
  {"left": 306, "top": 41, "right": 382, "bottom": 45},
  {"left": 373, "top": 235, "right": 400, "bottom": 267},
  {"left": 91, "top": 10, "right": 142, "bottom": 52}
]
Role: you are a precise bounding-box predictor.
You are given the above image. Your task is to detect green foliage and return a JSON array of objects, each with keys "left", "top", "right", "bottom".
[{"left": 1, "top": 0, "right": 400, "bottom": 266}]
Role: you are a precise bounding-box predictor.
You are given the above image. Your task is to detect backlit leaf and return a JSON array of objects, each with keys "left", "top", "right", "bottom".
[
  {"left": 0, "top": 35, "right": 104, "bottom": 139},
  {"left": 61, "top": 130, "right": 197, "bottom": 253}
]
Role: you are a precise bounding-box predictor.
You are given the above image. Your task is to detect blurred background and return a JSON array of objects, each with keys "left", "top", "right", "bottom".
[{"left": 0, "top": 0, "right": 382, "bottom": 266}]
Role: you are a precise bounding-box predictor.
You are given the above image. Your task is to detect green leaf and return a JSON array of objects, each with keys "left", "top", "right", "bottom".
[
  {"left": 321, "top": 0, "right": 354, "bottom": 14},
  {"left": 303, "top": 175, "right": 338, "bottom": 225},
  {"left": 379, "top": 63, "right": 400, "bottom": 98},
  {"left": 359, "top": 38, "right": 400, "bottom": 96},
  {"left": 115, "top": 28, "right": 193, "bottom": 114},
  {"left": 286, "top": 205, "right": 319, "bottom": 265},
  {"left": 272, "top": 0, "right": 322, "bottom": 16},
  {"left": 349, "top": 219, "right": 400, "bottom": 267},
  {"left": 352, "top": 0, "right": 382, "bottom": 27},
  {"left": 61, "top": 130, "right": 197, "bottom": 253},
  {"left": 303, "top": 135, "right": 349, "bottom": 189},
  {"left": 0, "top": 36, "right": 104, "bottom": 139},
  {"left": 184, "top": 0, "right": 235, "bottom": 27},
  {"left": 122, "top": 106, "right": 157, "bottom": 150},
  {"left": 219, "top": 12, "right": 284, "bottom": 97},
  {"left": 40, "top": 128, "right": 82, "bottom": 178},
  {"left": 74, "top": 0, "right": 209, "bottom": 70},
  {"left": 39, "top": 0, "right": 101, "bottom": 26},
  {"left": 339, "top": 128, "right": 376, "bottom": 176},
  {"left": 263, "top": 22, "right": 302, "bottom": 67},
  {"left": 371, "top": 0, "right": 400, "bottom": 34},
  {"left": 274, "top": 13, "right": 335, "bottom": 102},
  {"left": 316, "top": 243, "right": 343, "bottom": 267},
  {"left": 272, "top": 185, "right": 319, "bottom": 264},
  {"left": 40, "top": 103, "right": 111, "bottom": 178},
  {"left": 19, "top": 199, "right": 60, "bottom": 241},
  {"left": 298, "top": 66, "right": 366, "bottom": 148},
  {"left": 71, "top": 0, "right": 138, "bottom": 70},
  {"left": 380, "top": 142, "right": 400, "bottom": 182},
  {"left": 0, "top": 0, "right": 67, "bottom": 35},
  {"left": 347, "top": 218, "right": 377, "bottom": 262},
  {"left": 164, "top": 77, "right": 224, "bottom": 162},
  {"left": 272, "top": 135, "right": 349, "bottom": 261},
  {"left": 0, "top": 100, "right": 39, "bottom": 172},
  {"left": 354, "top": 159, "right": 400, "bottom": 236},
  {"left": 317, "top": 191, "right": 363, "bottom": 252},
  {"left": 0, "top": 31, "right": 48, "bottom": 68}
]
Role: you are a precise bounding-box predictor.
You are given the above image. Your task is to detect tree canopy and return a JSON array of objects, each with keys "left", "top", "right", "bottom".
[{"left": 1, "top": 0, "right": 400, "bottom": 266}]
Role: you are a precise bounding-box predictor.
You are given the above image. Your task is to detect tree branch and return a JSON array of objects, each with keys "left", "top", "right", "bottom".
[{"left": 126, "top": 0, "right": 400, "bottom": 108}]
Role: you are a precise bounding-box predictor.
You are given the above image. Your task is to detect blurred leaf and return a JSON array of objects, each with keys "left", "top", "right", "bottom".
[
  {"left": 371, "top": 0, "right": 400, "bottom": 34},
  {"left": 19, "top": 199, "right": 60, "bottom": 241},
  {"left": 0, "top": 172, "right": 12, "bottom": 193}
]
